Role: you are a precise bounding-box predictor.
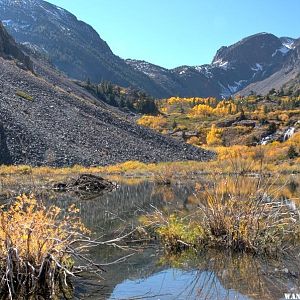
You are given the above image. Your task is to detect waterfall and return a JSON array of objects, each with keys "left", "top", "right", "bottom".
[
  {"left": 260, "top": 121, "right": 298, "bottom": 145},
  {"left": 283, "top": 127, "right": 295, "bottom": 141},
  {"left": 261, "top": 135, "right": 273, "bottom": 145}
]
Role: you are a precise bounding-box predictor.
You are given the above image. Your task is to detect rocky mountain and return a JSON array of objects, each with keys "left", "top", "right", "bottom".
[
  {"left": 0, "top": 22, "right": 212, "bottom": 166},
  {"left": 0, "top": 21, "right": 32, "bottom": 70},
  {"left": 0, "top": 0, "right": 298, "bottom": 99},
  {"left": 0, "top": 0, "right": 169, "bottom": 98},
  {"left": 128, "top": 33, "right": 298, "bottom": 98},
  {"left": 238, "top": 38, "right": 300, "bottom": 96}
]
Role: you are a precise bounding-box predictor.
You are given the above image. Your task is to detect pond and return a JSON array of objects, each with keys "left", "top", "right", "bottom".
[{"left": 1, "top": 174, "right": 300, "bottom": 300}]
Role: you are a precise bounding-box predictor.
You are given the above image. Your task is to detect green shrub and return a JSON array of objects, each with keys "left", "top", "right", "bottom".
[{"left": 16, "top": 90, "right": 34, "bottom": 101}]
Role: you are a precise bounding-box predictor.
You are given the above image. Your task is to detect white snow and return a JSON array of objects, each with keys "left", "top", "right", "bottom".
[
  {"left": 282, "top": 38, "right": 295, "bottom": 49},
  {"left": 1, "top": 19, "right": 12, "bottom": 25},
  {"left": 219, "top": 82, "right": 231, "bottom": 98},
  {"left": 251, "top": 63, "right": 263, "bottom": 72},
  {"left": 272, "top": 46, "right": 290, "bottom": 57},
  {"left": 194, "top": 66, "right": 213, "bottom": 78},
  {"left": 213, "top": 59, "right": 229, "bottom": 70},
  {"left": 227, "top": 80, "right": 248, "bottom": 94}
]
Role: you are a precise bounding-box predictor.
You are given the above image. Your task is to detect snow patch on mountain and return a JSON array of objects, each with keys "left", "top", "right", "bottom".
[
  {"left": 251, "top": 63, "right": 263, "bottom": 72},
  {"left": 213, "top": 59, "right": 229, "bottom": 70},
  {"left": 194, "top": 65, "right": 213, "bottom": 78},
  {"left": 126, "top": 59, "right": 170, "bottom": 78},
  {"left": 219, "top": 82, "right": 231, "bottom": 98},
  {"left": 227, "top": 80, "right": 248, "bottom": 94},
  {"left": 281, "top": 38, "right": 296, "bottom": 49},
  {"left": 272, "top": 45, "right": 290, "bottom": 57},
  {"left": 177, "top": 67, "right": 189, "bottom": 76}
]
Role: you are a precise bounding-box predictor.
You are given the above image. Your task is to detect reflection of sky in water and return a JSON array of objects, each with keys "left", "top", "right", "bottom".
[
  {"left": 3, "top": 175, "right": 300, "bottom": 299},
  {"left": 109, "top": 268, "right": 250, "bottom": 300}
]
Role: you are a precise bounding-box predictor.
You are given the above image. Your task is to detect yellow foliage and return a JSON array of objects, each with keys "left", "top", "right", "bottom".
[
  {"left": 206, "top": 124, "right": 223, "bottom": 146},
  {"left": 214, "top": 100, "right": 238, "bottom": 115},
  {"left": 142, "top": 175, "right": 300, "bottom": 254},
  {"left": 137, "top": 115, "right": 168, "bottom": 130},
  {"left": 187, "top": 136, "right": 202, "bottom": 146},
  {"left": 0, "top": 195, "right": 88, "bottom": 262},
  {"left": 189, "top": 104, "right": 214, "bottom": 117}
]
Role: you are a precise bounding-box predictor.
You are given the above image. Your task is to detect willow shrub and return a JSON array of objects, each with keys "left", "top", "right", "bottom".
[{"left": 0, "top": 194, "right": 90, "bottom": 299}]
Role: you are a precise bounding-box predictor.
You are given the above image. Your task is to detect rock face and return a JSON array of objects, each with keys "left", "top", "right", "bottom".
[
  {"left": 53, "top": 174, "right": 116, "bottom": 193},
  {"left": 0, "top": 0, "right": 168, "bottom": 98},
  {"left": 128, "top": 33, "right": 297, "bottom": 98},
  {"left": 238, "top": 38, "right": 300, "bottom": 96},
  {"left": 0, "top": 21, "right": 32, "bottom": 70},
  {"left": 0, "top": 24, "right": 213, "bottom": 166},
  {"left": 0, "top": 0, "right": 299, "bottom": 99}
]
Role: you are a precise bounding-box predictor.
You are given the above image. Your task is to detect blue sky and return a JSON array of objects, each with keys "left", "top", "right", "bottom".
[{"left": 47, "top": 0, "right": 300, "bottom": 69}]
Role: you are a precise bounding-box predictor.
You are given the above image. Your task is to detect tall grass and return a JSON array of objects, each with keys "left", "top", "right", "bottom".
[
  {"left": 0, "top": 195, "right": 91, "bottom": 299},
  {"left": 141, "top": 175, "right": 300, "bottom": 255}
]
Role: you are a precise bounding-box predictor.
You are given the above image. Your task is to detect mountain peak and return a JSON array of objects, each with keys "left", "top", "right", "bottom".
[{"left": 212, "top": 33, "right": 283, "bottom": 65}]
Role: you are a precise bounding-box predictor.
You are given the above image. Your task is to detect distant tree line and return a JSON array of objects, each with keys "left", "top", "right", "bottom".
[{"left": 82, "top": 80, "right": 158, "bottom": 115}]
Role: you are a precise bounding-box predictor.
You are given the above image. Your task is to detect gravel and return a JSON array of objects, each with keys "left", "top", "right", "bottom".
[{"left": 0, "top": 57, "right": 214, "bottom": 167}]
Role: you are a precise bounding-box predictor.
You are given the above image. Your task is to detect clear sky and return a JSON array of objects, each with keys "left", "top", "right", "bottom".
[{"left": 47, "top": 0, "right": 300, "bottom": 69}]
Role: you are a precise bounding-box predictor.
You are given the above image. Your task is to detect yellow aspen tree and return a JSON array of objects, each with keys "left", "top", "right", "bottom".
[{"left": 206, "top": 124, "right": 223, "bottom": 146}]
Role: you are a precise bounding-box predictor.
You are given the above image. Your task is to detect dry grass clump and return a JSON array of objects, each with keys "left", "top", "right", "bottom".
[
  {"left": 140, "top": 212, "right": 205, "bottom": 252},
  {"left": 0, "top": 194, "right": 91, "bottom": 299},
  {"left": 141, "top": 176, "right": 300, "bottom": 255},
  {"left": 15, "top": 91, "right": 34, "bottom": 101}
]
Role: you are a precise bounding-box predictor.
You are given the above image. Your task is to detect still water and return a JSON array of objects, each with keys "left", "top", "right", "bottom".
[{"left": 1, "top": 174, "right": 300, "bottom": 300}]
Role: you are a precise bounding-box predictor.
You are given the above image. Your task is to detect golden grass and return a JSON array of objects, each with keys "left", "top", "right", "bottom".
[
  {"left": 0, "top": 194, "right": 89, "bottom": 298},
  {"left": 140, "top": 175, "right": 300, "bottom": 255},
  {"left": 0, "top": 132, "right": 299, "bottom": 179}
]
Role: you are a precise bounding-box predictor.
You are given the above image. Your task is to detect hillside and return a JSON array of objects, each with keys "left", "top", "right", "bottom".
[
  {"left": 0, "top": 0, "right": 299, "bottom": 99},
  {"left": 238, "top": 38, "right": 300, "bottom": 96},
  {"left": 0, "top": 21, "right": 32, "bottom": 70},
  {"left": 0, "top": 23, "right": 212, "bottom": 166},
  {"left": 136, "top": 94, "right": 300, "bottom": 170},
  {"left": 0, "top": 0, "right": 169, "bottom": 98}
]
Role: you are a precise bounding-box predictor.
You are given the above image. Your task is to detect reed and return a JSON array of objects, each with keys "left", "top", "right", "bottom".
[{"left": 141, "top": 175, "right": 300, "bottom": 255}]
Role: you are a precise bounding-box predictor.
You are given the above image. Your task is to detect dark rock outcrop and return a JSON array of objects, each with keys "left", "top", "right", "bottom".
[
  {"left": 0, "top": 21, "right": 32, "bottom": 70},
  {"left": 0, "top": 123, "right": 12, "bottom": 164}
]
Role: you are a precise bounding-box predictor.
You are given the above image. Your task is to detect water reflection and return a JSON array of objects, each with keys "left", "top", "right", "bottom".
[
  {"left": 1, "top": 174, "right": 300, "bottom": 299},
  {"left": 106, "top": 248, "right": 300, "bottom": 300},
  {"left": 110, "top": 268, "right": 249, "bottom": 300}
]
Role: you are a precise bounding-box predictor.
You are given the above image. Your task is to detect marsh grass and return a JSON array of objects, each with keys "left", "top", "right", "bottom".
[
  {"left": 0, "top": 195, "right": 99, "bottom": 299},
  {"left": 141, "top": 175, "right": 300, "bottom": 255}
]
